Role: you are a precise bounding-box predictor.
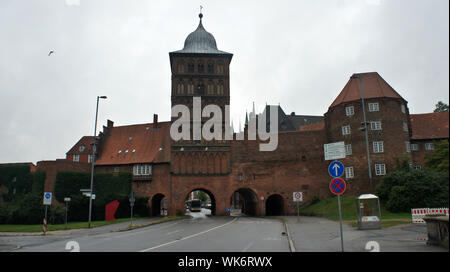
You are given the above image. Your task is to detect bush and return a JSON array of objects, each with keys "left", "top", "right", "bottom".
[{"left": 376, "top": 169, "right": 449, "bottom": 213}]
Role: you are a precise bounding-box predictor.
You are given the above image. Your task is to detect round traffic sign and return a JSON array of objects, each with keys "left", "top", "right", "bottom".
[
  {"left": 328, "top": 161, "right": 344, "bottom": 178},
  {"left": 45, "top": 193, "right": 51, "bottom": 199},
  {"left": 329, "top": 178, "right": 346, "bottom": 195}
]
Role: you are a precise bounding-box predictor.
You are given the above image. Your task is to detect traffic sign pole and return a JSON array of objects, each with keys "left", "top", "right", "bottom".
[{"left": 337, "top": 195, "right": 344, "bottom": 252}]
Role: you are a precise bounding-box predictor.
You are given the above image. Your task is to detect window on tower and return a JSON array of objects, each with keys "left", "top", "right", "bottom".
[
  {"left": 208, "top": 62, "right": 214, "bottom": 74},
  {"left": 198, "top": 62, "right": 204, "bottom": 73},
  {"left": 188, "top": 63, "right": 194, "bottom": 73}
]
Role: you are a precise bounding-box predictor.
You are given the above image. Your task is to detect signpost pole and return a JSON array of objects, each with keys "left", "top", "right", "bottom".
[
  {"left": 65, "top": 201, "right": 68, "bottom": 229},
  {"left": 337, "top": 195, "right": 344, "bottom": 252},
  {"left": 43, "top": 205, "right": 48, "bottom": 235},
  {"left": 297, "top": 201, "right": 299, "bottom": 222}
]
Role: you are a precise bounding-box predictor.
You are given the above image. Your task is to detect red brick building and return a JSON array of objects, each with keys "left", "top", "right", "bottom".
[{"left": 28, "top": 13, "right": 449, "bottom": 216}]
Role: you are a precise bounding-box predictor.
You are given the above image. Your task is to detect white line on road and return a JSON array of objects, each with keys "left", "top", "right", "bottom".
[
  {"left": 139, "top": 218, "right": 238, "bottom": 252},
  {"left": 166, "top": 229, "right": 183, "bottom": 235},
  {"left": 242, "top": 241, "right": 254, "bottom": 252}
]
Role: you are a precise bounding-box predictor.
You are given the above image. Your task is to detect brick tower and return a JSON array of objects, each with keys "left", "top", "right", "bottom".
[{"left": 169, "top": 12, "right": 233, "bottom": 177}]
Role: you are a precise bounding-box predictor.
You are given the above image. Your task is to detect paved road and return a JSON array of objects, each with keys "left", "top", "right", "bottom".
[
  {"left": 1, "top": 213, "right": 447, "bottom": 252},
  {"left": 6, "top": 212, "right": 289, "bottom": 252}
]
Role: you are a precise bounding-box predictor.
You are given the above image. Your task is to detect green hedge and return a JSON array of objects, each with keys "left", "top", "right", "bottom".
[{"left": 376, "top": 169, "right": 449, "bottom": 213}]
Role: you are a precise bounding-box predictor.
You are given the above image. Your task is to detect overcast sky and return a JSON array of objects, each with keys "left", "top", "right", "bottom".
[{"left": 0, "top": 0, "right": 448, "bottom": 164}]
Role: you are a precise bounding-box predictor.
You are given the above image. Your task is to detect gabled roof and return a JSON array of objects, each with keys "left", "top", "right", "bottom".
[
  {"left": 66, "top": 136, "right": 95, "bottom": 155},
  {"left": 410, "top": 112, "right": 449, "bottom": 140},
  {"left": 329, "top": 72, "right": 406, "bottom": 109},
  {"left": 95, "top": 122, "right": 171, "bottom": 166}
]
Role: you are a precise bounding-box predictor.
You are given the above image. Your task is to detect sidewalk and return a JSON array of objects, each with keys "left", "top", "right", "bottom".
[
  {"left": 282, "top": 216, "right": 447, "bottom": 252},
  {"left": 0, "top": 217, "right": 179, "bottom": 237}
]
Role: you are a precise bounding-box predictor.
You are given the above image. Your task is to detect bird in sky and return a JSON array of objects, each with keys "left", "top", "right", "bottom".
[{"left": 48, "top": 50, "right": 54, "bottom": 56}]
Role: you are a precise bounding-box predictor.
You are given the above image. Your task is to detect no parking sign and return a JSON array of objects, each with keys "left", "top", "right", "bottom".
[{"left": 293, "top": 192, "right": 303, "bottom": 202}]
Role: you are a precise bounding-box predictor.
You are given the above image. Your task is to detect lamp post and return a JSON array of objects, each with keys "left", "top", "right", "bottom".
[
  {"left": 353, "top": 75, "right": 374, "bottom": 194},
  {"left": 88, "top": 95, "right": 107, "bottom": 228}
]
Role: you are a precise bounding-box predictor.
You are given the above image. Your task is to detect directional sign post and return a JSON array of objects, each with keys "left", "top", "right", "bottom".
[
  {"left": 328, "top": 161, "right": 344, "bottom": 178},
  {"left": 129, "top": 191, "right": 136, "bottom": 226},
  {"left": 329, "top": 174, "right": 346, "bottom": 252},
  {"left": 42, "top": 192, "right": 52, "bottom": 235},
  {"left": 293, "top": 192, "right": 303, "bottom": 222}
]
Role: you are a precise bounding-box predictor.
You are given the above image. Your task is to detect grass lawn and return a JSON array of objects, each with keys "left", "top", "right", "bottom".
[
  {"left": 299, "top": 196, "right": 412, "bottom": 228},
  {"left": 0, "top": 217, "right": 143, "bottom": 233}
]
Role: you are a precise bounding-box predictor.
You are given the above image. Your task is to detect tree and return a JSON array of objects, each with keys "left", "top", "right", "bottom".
[
  {"left": 425, "top": 140, "right": 449, "bottom": 174},
  {"left": 434, "top": 101, "right": 449, "bottom": 112}
]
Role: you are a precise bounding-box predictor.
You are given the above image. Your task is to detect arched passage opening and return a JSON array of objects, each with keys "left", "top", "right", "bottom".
[
  {"left": 151, "top": 193, "right": 167, "bottom": 216},
  {"left": 230, "top": 188, "right": 258, "bottom": 216},
  {"left": 266, "top": 194, "right": 284, "bottom": 216},
  {"left": 185, "top": 188, "right": 216, "bottom": 216}
]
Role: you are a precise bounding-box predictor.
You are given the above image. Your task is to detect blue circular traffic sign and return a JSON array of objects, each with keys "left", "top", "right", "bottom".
[
  {"left": 328, "top": 161, "right": 344, "bottom": 178},
  {"left": 329, "top": 178, "right": 346, "bottom": 195},
  {"left": 45, "top": 193, "right": 51, "bottom": 199}
]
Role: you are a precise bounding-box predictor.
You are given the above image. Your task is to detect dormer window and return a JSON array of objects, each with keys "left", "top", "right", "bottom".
[{"left": 79, "top": 145, "right": 85, "bottom": 152}]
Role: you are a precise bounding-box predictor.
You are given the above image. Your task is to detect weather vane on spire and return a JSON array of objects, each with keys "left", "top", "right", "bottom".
[{"left": 200, "top": 5, "right": 203, "bottom": 14}]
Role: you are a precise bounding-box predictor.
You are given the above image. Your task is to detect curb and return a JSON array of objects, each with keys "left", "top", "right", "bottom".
[
  {"left": 281, "top": 218, "right": 296, "bottom": 252},
  {"left": 113, "top": 216, "right": 190, "bottom": 232}
]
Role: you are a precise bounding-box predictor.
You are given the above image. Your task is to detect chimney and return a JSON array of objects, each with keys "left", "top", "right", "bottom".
[
  {"left": 107, "top": 119, "right": 114, "bottom": 128},
  {"left": 153, "top": 114, "right": 158, "bottom": 128}
]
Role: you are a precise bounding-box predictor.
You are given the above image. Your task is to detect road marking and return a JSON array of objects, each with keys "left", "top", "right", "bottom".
[
  {"left": 166, "top": 229, "right": 183, "bottom": 235},
  {"left": 139, "top": 218, "right": 238, "bottom": 252},
  {"left": 242, "top": 241, "right": 254, "bottom": 252}
]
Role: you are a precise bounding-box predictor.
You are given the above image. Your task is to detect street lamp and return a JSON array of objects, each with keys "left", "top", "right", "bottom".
[
  {"left": 352, "top": 75, "right": 374, "bottom": 194},
  {"left": 88, "top": 95, "right": 107, "bottom": 228}
]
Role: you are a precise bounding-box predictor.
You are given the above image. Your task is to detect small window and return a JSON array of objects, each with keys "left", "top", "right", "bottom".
[
  {"left": 133, "top": 164, "right": 152, "bottom": 176},
  {"left": 370, "top": 121, "right": 382, "bottom": 131},
  {"left": 177, "top": 64, "right": 184, "bottom": 73},
  {"left": 425, "top": 143, "right": 434, "bottom": 150},
  {"left": 413, "top": 165, "right": 422, "bottom": 170},
  {"left": 188, "top": 63, "right": 194, "bottom": 73},
  {"left": 345, "top": 106, "right": 354, "bottom": 116},
  {"left": 79, "top": 145, "right": 85, "bottom": 152},
  {"left": 207, "top": 63, "right": 214, "bottom": 74},
  {"left": 368, "top": 102, "right": 379, "bottom": 112},
  {"left": 198, "top": 63, "right": 204, "bottom": 73},
  {"left": 373, "top": 141, "right": 384, "bottom": 153},
  {"left": 114, "top": 167, "right": 120, "bottom": 173},
  {"left": 345, "top": 167, "right": 354, "bottom": 179},
  {"left": 375, "top": 163, "right": 386, "bottom": 176},
  {"left": 403, "top": 122, "right": 408, "bottom": 132},
  {"left": 405, "top": 141, "right": 411, "bottom": 153},
  {"left": 410, "top": 144, "right": 419, "bottom": 151},
  {"left": 342, "top": 125, "right": 351, "bottom": 135},
  {"left": 345, "top": 144, "right": 352, "bottom": 156},
  {"left": 73, "top": 155, "right": 80, "bottom": 162}
]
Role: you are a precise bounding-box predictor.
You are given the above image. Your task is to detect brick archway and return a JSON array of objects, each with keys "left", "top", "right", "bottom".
[
  {"left": 230, "top": 188, "right": 259, "bottom": 216},
  {"left": 184, "top": 188, "right": 217, "bottom": 216},
  {"left": 266, "top": 194, "right": 284, "bottom": 216},
  {"left": 151, "top": 193, "right": 166, "bottom": 216}
]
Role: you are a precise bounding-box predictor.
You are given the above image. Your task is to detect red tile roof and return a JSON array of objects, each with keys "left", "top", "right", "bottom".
[
  {"left": 95, "top": 122, "right": 171, "bottom": 165},
  {"left": 329, "top": 72, "right": 406, "bottom": 108},
  {"left": 299, "top": 121, "right": 325, "bottom": 131},
  {"left": 410, "top": 112, "right": 449, "bottom": 140},
  {"left": 66, "top": 136, "right": 95, "bottom": 155}
]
